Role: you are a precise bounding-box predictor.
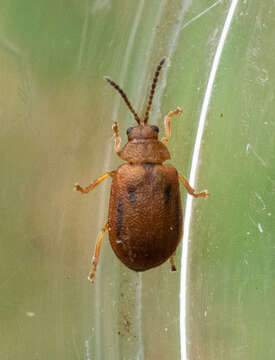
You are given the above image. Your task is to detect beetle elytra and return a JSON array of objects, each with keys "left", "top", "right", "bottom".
[{"left": 74, "top": 58, "right": 209, "bottom": 283}]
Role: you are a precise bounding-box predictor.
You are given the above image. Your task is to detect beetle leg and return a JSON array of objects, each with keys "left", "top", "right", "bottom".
[
  {"left": 169, "top": 254, "right": 177, "bottom": 271},
  {"left": 178, "top": 173, "right": 209, "bottom": 198},
  {"left": 88, "top": 223, "right": 109, "bottom": 283},
  {"left": 161, "top": 107, "right": 183, "bottom": 145},
  {"left": 74, "top": 171, "right": 116, "bottom": 194},
  {"left": 112, "top": 121, "right": 122, "bottom": 153}
]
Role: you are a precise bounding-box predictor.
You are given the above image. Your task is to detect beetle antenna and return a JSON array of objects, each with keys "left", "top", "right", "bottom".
[
  {"left": 104, "top": 76, "right": 141, "bottom": 125},
  {"left": 144, "top": 57, "right": 166, "bottom": 124}
]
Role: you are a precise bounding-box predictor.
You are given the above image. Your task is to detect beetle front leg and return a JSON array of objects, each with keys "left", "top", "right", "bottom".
[
  {"left": 89, "top": 223, "right": 109, "bottom": 283},
  {"left": 161, "top": 107, "right": 183, "bottom": 145},
  {"left": 112, "top": 122, "right": 122, "bottom": 153},
  {"left": 74, "top": 170, "right": 116, "bottom": 194},
  {"left": 178, "top": 173, "right": 209, "bottom": 198}
]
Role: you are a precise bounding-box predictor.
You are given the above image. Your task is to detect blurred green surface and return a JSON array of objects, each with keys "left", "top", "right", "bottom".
[{"left": 1, "top": 0, "right": 275, "bottom": 359}]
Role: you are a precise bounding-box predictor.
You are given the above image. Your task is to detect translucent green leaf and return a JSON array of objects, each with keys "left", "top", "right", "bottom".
[{"left": 1, "top": 1, "right": 275, "bottom": 359}]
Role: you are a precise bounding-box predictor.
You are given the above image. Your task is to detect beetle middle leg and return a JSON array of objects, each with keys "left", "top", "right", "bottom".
[
  {"left": 74, "top": 170, "right": 116, "bottom": 194},
  {"left": 161, "top": 107, "right": 183, "bottom": 145},
  {"left": 178, "top": 173, "right": 209, "bottom": 198},
  {"left": 89, "top": 223, "right": 109, "bottom": 283}
]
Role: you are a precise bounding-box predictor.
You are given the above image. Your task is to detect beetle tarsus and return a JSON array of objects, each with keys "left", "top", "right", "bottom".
[
  {"left": 169, "top": 255, "right": 177, "bottom": 271},
  {"left": 88, "top": 273, "right": 95, "bottom": 283},
  {"left": 88, "top": 257, "right": 97, "bottom": 283},
  {"left": 73, "top": 183, "right": 80, "bottom": 191},
  {"left": 74, "top": 171, "right": 116, "bottom": 194},
  {"left": 195, "top": 189, "right": 210, "bottom": 198}
]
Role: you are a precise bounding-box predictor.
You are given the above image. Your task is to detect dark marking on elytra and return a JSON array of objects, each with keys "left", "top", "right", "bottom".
[
  {"left": 164, "top": 184, "right": 171, "bottom": 204},
  {"left": 116, "top": 198, "right": 123, "bottom": 236},
  {"left": 127, "top": 184, "right": 137, "bottom": 203},
  {"left": 174, "top": 196, "right": 180, "bottom": 234}
]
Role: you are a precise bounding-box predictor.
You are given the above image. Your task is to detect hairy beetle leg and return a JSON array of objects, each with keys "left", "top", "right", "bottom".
[
  {"left": 178, "top": 173, "right": 209, "bottom": 198},
  {"left": 74, "top": 171, "right": 116, "bottom": 194},
  {"left": 112, "top": 121, "right": 122, "bottom": 153},
  {"left": 89, "top": 223, "right": 109, "bottom": 283},
  {"left": 161, "top": 107, "right": 184, "bottom": 145}
]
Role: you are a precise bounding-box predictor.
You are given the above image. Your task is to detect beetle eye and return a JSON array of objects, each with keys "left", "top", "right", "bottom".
[
  {"left": 151, "top": 125, "right": 159, "bottom": 133},
  {"left": 126, "top": 127, "right": 133, "bottom": 136}
]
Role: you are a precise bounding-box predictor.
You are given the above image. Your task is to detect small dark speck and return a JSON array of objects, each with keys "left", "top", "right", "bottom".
[{"left": 220, "top": 113, "right": 224, "bottom": 117}]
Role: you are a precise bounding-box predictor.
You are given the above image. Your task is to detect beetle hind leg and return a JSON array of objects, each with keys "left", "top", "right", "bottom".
[
  {"left": 88, "top": 223, "right": 109, "bottom": 283},
  {"left": 161, "top": 107, "right": 183, "bottom": 145},
  {"left": 169, "top": 254, "right": 177, "bottom": 272}
]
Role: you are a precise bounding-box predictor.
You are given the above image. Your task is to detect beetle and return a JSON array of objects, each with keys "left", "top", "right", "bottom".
[{"left": 74, "top": 58, "right": 209, "bottom": 282}]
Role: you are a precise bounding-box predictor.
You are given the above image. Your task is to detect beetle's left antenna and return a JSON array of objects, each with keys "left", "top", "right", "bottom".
[
  {"left": 144, "top": 57, "right": 166, "bottom": 124},
  {"left": 104, "top": 77, "right": 141, "bottom": 125}
]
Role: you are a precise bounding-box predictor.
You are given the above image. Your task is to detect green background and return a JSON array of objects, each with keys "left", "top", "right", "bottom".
[{"left": 1, "top": 0, "right": 275, "bottom": 359}]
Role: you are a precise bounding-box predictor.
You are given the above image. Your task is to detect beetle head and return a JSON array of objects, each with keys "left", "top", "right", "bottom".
[{"left": 126, "top": 124, "right": 159, "bottom": 141}]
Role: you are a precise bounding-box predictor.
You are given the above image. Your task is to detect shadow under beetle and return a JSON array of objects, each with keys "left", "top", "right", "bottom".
[{"left": 75, "top": 58, "right": 209, "bottom": 283}]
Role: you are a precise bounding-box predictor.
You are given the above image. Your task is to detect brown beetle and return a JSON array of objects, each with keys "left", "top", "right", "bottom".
[{"left": 75, "top": 58, "right": 209, "bottom": 282}]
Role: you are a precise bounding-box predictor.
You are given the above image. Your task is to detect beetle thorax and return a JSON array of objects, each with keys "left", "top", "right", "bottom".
[{"left": 119, "top": 124, "right": 171, "bottom": 164}]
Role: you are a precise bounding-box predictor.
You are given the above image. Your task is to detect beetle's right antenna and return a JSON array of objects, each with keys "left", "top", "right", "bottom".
[
  {"left": 104, "top": 76, "right": 141, "bottom": 125},
  {"left": 144, "top": 57, "right": 166, "bottom": 124}
]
